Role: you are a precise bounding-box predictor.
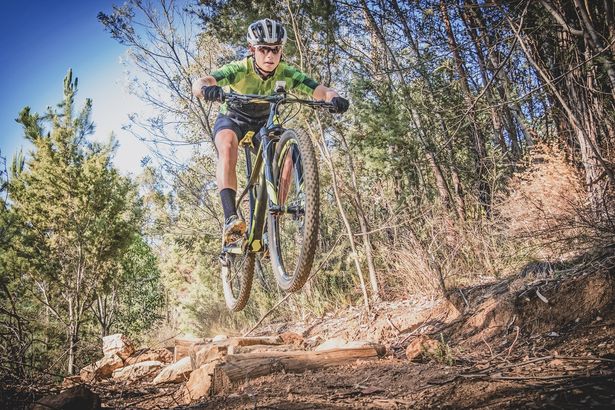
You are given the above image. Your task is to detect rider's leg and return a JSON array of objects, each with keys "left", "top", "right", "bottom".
[
  {"left": 215, "top": 129, "right": 239, "bottom": 220},
  {"left": 215, "top": 128, "right": 247, "bottom": 243}
]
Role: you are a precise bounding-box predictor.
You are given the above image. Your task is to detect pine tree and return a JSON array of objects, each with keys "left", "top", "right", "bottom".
[{"left": 9, "top": 69, "right": 142, "bottom": 374}]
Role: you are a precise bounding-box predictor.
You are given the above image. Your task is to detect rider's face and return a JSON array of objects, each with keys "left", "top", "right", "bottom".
[{"left": 251, "top": 45, "right": 282, "bottom": 72}]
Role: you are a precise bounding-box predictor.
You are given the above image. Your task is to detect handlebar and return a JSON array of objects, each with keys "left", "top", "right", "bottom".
[{"left": 224, "top": 91, "right": 335, "bottom": 110}]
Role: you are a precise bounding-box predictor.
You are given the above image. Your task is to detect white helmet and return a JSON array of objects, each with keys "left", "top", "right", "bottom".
[{"left": 247, "top": 19, "right": 287, "bottom": 46}]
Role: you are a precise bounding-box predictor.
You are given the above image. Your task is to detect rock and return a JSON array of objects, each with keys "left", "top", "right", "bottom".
[
  {"left": 61, "top": 375, "right": 83, "bottom": 389},
  {"left": 112, "top": 360, "right": 163, "bottom": 382},
  {"left": 191, "top": 343, "right": 227, "bottom": 369},
  {"left": 183, "top": 361, "right": 217, "bottom": 404},
  {"left": 31, "top": 385, "right": 100, "bottom": 410},
  {"left": 125, "top": 348, "right": 173, "bottom": 366},
  {"left": 405, "top": 335, "right": 439, "bottom": 361},
  {"left": 174, "top": 335, "right": 207, "bottom": 362},
  {"left": 153, "top": 356, "right": 193, "bottom": 384},
  {"left": 102, "top": 334, "right": 134, "bottom": 360},
  {"left": 80, "top": 354, "right": 124, "bottom": 382}
]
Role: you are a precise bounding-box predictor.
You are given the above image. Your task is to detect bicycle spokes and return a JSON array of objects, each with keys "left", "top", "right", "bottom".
[
  {"left": 268, "top": 129, "right": 319, "bottom": 292},
  {"left": 273, "top": 144, "right": 306, "bottom": 276}
]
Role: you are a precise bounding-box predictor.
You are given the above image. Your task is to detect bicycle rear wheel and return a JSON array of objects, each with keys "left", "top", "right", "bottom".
[{"left": 268, "top": 129, "right": 319, "bottom": 292}]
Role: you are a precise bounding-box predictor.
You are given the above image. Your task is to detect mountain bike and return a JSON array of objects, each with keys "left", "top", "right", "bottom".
[{"left": 219, "top": 88, "right": 334, "bottom": 311}]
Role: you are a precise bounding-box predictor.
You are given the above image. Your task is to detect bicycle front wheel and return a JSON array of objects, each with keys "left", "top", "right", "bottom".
[
  {"left": 221, "top": 148, "right": 256, "bottom": 312},
  {"left": 268, "top": 129, "right": 319, "bottom": 292}
]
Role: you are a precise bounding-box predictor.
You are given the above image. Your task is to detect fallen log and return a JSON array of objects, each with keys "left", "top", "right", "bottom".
[
  {"left": 227, "top": 343, "right": 302, "bottom": 355},
  {"left": 226, "top": 336, "right": 283, "bottom": 347},
  {"left": 212, "top": 345, "right": 385, "bottom": 394}
]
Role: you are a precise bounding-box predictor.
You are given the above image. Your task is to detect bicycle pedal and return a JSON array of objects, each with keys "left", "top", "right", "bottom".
[{"left": 222, "top": 238, "right": 244, "bottom": 254}]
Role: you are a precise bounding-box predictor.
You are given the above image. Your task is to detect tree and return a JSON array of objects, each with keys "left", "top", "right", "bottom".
[
  {"left": 9, "top": 69, "right": 142, "bottom": 374},
  {"left": 502, "top": 0, "right": 615, "bottom": 213},
  {"left": 93, "top": 234, "right": 164, "bottom": 339},
  {"left": 0, "top": 151, "right": 30, "bottom": 379}
]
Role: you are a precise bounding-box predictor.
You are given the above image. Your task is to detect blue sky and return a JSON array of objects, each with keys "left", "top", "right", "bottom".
[{"left": 0, "top": 0, "right": 149, "bottom": 175}]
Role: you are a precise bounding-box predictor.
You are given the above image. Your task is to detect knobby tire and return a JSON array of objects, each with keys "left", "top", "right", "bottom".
[
  {"left": 221, "top": 252, "right": 254, "bottom": 311},
  {"left": 269, "top": 129, "right": 319, "bottom": 292}
]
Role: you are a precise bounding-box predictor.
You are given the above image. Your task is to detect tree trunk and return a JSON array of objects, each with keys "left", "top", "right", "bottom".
[
  {"left": 572, "top": 0, "right": 615, "bottom": 98},
  {"left": 308, "top": 119, "right": 371, "bottom": 311},
  {"left": 67, "top": 321, "right": 79, "bottom": 375},
  {"left": 506, "top": 9, "right": 615, "bottom": 212},
  {"left": 212, "top": 346, "right": 384, "bottom": 394},
  {"left": 465, "top": 0, "right": 531, "bottom": 151},
  {"left": 459, "top": 4, "right": 510, "bottom": 155},
  {"left": 440, "top": 0, "right": 491, "bottom": 216},
  {"left": 95, "top": 293, "right": 115, "bottom": 338},
  {"left": 391, "top": 0, "right": 466, "bottom": 218},
  {"left": 336, "top": 127, "right": 381, "bottom": 299}
]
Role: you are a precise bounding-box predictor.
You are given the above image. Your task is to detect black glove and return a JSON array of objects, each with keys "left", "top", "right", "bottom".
[
  {"left": 201, "top": 85, "right": 224, "bottom": 102},
  {"left": 330, "top": 96, "right": 349, "bottom": 114}
]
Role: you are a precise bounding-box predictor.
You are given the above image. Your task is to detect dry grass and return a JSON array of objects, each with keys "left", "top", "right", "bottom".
[
  {"left": 386, "top": 208, "right": 520, "bottom": 298},
  {"left": 496, "top": 143, "right": 588, "bottom": 259},
  {"left": 385, "top": 143, "right": 610, "bottom": 297}
]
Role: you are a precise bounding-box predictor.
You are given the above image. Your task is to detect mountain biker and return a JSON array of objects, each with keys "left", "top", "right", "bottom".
[{"left": 192, "top": 18, "right": 349, "bottom": 244}]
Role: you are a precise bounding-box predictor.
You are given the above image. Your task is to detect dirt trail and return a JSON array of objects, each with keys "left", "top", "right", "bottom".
[
  {"left": 49, "top": 252, "right": 615, "bottom": 408},
  {"left": 179, "top": 254, "right": 615, "bottom": 409}
]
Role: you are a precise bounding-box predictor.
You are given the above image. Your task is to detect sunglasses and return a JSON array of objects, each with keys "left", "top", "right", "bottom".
[{"left": 255, "top": 45, "right": 282, "bottom": 55}]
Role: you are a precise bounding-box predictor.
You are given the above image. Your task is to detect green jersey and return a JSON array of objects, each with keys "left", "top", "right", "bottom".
[{"left": 211, "top": 56, "right": 318, "bottom": 121}]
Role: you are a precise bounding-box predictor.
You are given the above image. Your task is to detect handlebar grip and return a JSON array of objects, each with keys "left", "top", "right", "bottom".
[{"left": 202, "top": 85, "right": 225, "bottom": 102}]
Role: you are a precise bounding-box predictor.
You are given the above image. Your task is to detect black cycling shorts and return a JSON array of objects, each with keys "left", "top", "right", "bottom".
[{"left": 212, "top": 112, "right": 265, "bottom": 143}]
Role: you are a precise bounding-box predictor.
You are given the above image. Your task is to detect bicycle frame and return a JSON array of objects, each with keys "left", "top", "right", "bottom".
[
  {"left": 223, "top": 98, "right": 284, "bottom": 256},
  {"left": 221, "top": 91, "right": 332, "bottom": 257}
]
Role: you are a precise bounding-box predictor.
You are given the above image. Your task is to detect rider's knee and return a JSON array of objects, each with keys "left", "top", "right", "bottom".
[{"left": 215, "top": 129, "right": 238, "bottom": 159}]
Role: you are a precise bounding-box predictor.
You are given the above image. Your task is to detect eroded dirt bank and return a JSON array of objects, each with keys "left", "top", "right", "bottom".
[{"left": 180, "top": 253, "right": 615, "bottom": 409}]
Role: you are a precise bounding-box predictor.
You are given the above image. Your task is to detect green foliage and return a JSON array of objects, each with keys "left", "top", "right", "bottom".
[
  {"left": 113, "top": 235, "right": 164, "bottom": 339},
  {"left": 3, "top": 69, "right": 142, "bottom": 375},
  {"left": 196, "top": 0, "right": 338, "bottom": 49},
  {"left": 425, "top": 333, "right": 454, "bottom": 366}
]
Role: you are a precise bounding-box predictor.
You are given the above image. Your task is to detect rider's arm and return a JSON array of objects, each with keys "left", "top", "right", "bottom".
[
  {"left": 192, "top": 76, "right": 217, "bottom": 98},
  {"left": 192, "top": 59, "right": 248, "bottom": 98},
  {"left": 282, "top": 64, "right": 340, "bottom": 102}
]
